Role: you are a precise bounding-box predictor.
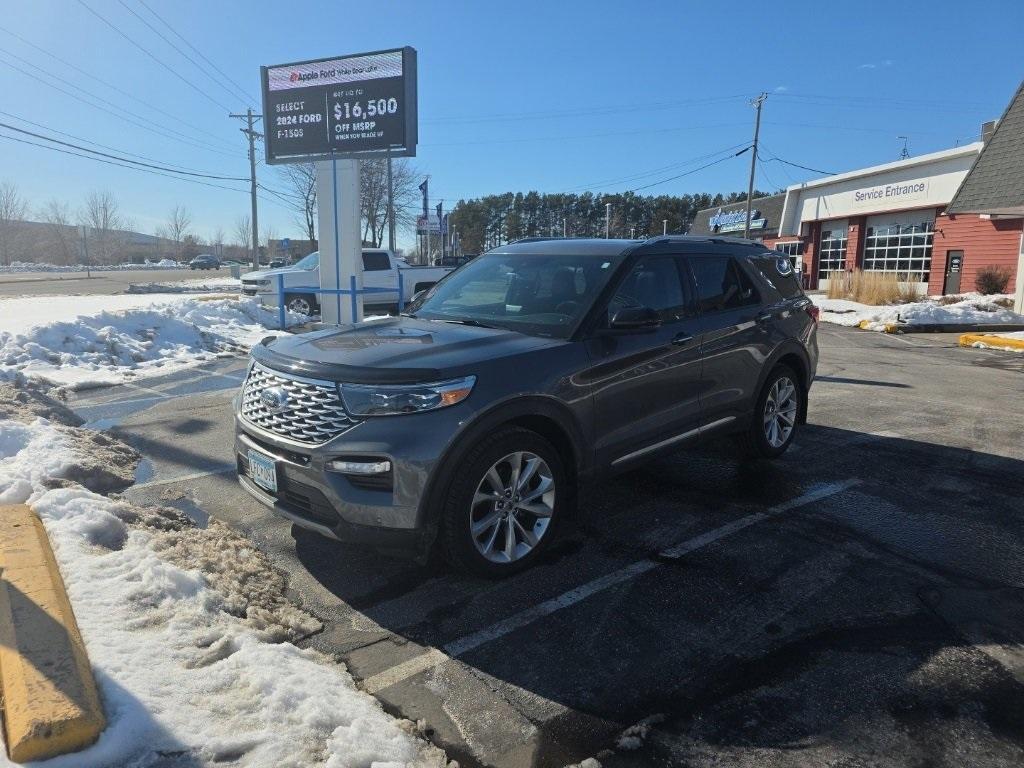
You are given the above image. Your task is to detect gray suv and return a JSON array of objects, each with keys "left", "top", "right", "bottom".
[{"left": 235, "top": 236, "right": 819, "bottom": 575}]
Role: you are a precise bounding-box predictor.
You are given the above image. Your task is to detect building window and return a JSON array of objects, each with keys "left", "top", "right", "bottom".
[
  {"left": 818, "top": 227, "right": 848, "bottom": 280},
  {"left": 774, "top": 241, "right": 803, "bottom": 271},
  {"left": 863, "top": 221, "right": 934, "bottom": 281}
]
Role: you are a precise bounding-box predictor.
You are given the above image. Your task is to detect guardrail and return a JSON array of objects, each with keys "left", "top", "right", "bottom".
[{"left": 272, "top": 271, "right": 405, "bottom": 329}]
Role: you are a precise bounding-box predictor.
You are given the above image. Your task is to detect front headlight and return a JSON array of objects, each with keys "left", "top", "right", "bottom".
[{"left": 340, "top": 376, "right": 476, "bottom": 416}]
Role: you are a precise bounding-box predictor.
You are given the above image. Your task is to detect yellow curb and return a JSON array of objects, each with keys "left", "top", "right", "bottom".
[
  {"left": 883, "top": 323, "right": 900, "bottom": 334},
  {"left": 0, "top": 505, "right": 105, "bottom": 762},
  {"left": 959, "top": 333, "right": 1024, "bottom": 351},
  {"left": 857, "top": 319, "right": 872, "bottom": 329}
]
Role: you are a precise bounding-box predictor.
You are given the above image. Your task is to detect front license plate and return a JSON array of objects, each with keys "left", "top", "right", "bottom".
[{"left": 247, "top": 449, "right": 278, "bottom": 494}]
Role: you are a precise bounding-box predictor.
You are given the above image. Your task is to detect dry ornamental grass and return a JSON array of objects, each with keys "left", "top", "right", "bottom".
[{"left": 825, "top": 269, "right": 924, "bottom": 305}]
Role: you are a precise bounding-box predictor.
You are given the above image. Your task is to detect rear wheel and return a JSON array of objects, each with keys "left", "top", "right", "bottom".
[
  {"left": 737, "top": 365, "right": 801, "bottom": 459},
  {"left": 440, "top": 427, "right": 565, "bottom": 576}
]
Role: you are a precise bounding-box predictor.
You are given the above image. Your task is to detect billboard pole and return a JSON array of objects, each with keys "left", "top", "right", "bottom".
[{"left": 387, "top": 148, "right": 396, "bottom": 253}]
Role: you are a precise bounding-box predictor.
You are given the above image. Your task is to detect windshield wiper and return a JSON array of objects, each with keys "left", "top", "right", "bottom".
[{"left": 434, "top": 318, "right": 499, "bottom": 329}]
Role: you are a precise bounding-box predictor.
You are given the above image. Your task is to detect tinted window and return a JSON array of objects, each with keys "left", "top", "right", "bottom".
[
  {"left": 751, "top": 255, "right": 802, "bottom": 299},
  {"left": 689, "top": 256, "right": 760, "bottom": 313},
  {"left": 609, "top": 256, "right": 690, "bottom": 323},
  {"left": 363, "top": 252, "right": 391, "bottom": 271}
]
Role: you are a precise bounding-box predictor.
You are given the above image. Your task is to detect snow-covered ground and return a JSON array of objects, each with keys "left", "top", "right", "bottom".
[
  {"left": 811, "top": 293, "right": 1024, "bottom": 331},
  {"left": 0, "top": 261, "right": 183, "bottom": 273},
  {"left": 128, "top": 276, "right": 241, "bottom": 293},
  {"left": 1, "top": 294, "right": 302, "bottom": 387},
  {"left": 0, "top": 388, "right": 446, "bottom": 768}
]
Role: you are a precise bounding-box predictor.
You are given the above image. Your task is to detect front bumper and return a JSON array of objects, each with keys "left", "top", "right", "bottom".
[{"left": 233, "top": 406, "right": 460, "bottom": 552}]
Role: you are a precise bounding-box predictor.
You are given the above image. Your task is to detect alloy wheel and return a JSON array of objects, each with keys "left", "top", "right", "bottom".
[
  {"left": 287, "top": 296, "right": 313, "bottom": 315},
  {"left": 763, "top": 376, "right": 798, "bottom": 448},
  {"left": 470, "top": 451, "right": 555, "bottom": 564}
]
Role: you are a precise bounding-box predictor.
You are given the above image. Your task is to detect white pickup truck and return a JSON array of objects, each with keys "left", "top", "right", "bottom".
[{"left": 240, "top": 250, "right": 453, "bottom": 315}]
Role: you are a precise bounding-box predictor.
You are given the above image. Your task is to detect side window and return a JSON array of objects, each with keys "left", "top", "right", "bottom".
[
  {"left": 689, "top": 256, "right": 760, "bottom": 313},
  {"left": 362, "top": 252, "right": 391, "bottom": 271},
  {"left": 608, "top": 256, "right": 691, "bottom": 323}
]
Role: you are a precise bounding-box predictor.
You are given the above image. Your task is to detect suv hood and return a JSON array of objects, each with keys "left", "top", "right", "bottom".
[{"left": 252, "top": 316, "right": 562, "bottom": 384}]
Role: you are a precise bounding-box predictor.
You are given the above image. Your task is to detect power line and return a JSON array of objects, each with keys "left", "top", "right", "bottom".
[
  {"left": 135, "top": 0, "right": 257, "bottom": 104},
  {"left": 758, "top": 150, "right": 835, "bottom": 176},
  {"left": 421, "top": 120, "right": 751, "bottom": 148},
  {"left": 75, "top": 0, "right": 233, "bottom": 113},
  {"left": 629, "top": 147, "right": 750, "bottom": 193},
  {"left": 0, "top": 24, "right": 237, "bottom": 150},
  {"left": 569, "top": 142, "right": 752, "bottom": 192},
  {"left": 0, "top": 120, "right": 248, "bottom": 180},
  {"left": 0, "top": 109, "right": 238, "bottom": 176},
  {"left": 116, "top": 0, "right": 250, "bottom": 106},
  {"left": 0, "top": 49, "right": 240, "bottom": 158},
  {"left": 0, "top": 131, "right": 251, "bottom": 195}
]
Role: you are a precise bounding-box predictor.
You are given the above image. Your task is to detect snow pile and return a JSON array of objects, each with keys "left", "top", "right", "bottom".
[
  {"left": 0, "top": 261, "right": 183, "bottom": 273},
  {"left": 1, "top": 296, "right": 304, "bottom": 387},
  {"left": 127, "top": 276, "right": 241, "bottom": 294},
  {"left": 811, "top": 293, "right": 1024, "bottom": 330},
  {"left": 969, "top": 330, "right": 1024, "bottom": 351},
  {"left": 0, "top": 390, "right": 446, "bottom": 768}
]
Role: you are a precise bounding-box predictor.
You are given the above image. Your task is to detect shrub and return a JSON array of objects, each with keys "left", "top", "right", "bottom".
[{"left": 974, "top": 265, "right": 1012, "bottom": 295}]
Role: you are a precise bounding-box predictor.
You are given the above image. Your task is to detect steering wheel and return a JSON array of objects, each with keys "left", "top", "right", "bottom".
[{"left": 555, "top": 300, "right": 579, "bottom": 315}]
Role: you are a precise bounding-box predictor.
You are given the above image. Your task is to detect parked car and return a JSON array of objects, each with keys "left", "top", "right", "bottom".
[
  {"left": 240, "top": 250, "right": 453, "bottom": 315},
  {"left": 234, "top": 236, "right": 819, "bottom": 575},
  {"left": 268, "top": 257, "right": 289, "bottom": 269},
  {"left": 189, "top": 254, "right": 221, "bottom": 270}
]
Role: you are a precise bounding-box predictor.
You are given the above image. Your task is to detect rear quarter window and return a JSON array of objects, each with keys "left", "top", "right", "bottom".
[{"left": 750, "top": 255, "right": 803, "bottom": 299}]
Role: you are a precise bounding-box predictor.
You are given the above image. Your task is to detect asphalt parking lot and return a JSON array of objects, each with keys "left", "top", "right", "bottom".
[
  {"left": 66, "top": 324, "right": 1024, "bottom": 768},
  {"left": 0, "top": 267, "right": 224, "bottom": 296}
]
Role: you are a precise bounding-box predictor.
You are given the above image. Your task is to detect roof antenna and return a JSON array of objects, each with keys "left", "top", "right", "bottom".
[{"left": 898, "top": 136, "right": 909, "bottom": 159}]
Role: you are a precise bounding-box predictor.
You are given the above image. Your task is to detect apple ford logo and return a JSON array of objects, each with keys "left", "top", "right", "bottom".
[{"left": 260, "top": 387, "right": 289, "bottom": 414}]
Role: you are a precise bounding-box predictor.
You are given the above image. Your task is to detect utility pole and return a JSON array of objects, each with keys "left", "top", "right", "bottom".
[
  {"left": 230, "top": 108, "right": 263, "bottom": 269},
  {"left": 662, "top": 219, "right": 668, "bottom": 235},
  {"left": 563, "top": 219, "right": 567, "bottom": 238},
  {"left": 744, "top": 92, "right": 767, "bottom": 240},
  {"left": 387, "top": 149, "right": 396, "bottom": 252},
  {"left": 79, "top": 225, "right": 90, "bottom": 278},
  {"left": 605, "top": 202, "right": 611, "bottom": 238}
]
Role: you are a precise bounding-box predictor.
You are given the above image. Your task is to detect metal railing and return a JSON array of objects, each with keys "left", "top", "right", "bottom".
[{"left": 272, "top": 270, "right": 405, "bottom": 330}]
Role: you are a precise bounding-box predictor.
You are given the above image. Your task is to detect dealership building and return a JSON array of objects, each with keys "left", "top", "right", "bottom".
[{"left": 690, "top": 81, "right": 1024, "bottom": 305}]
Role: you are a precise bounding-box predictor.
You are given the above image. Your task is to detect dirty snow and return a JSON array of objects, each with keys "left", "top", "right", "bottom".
[
  {"left": 128, "top": 276, "right": 241, "bottom": 293},
  {"left": 811, "top": 293, "right": 1024, "bottom": 331},
  {"left": 1, "top": 294, "right": 303, "bottom": 387},
  {"left": 0, "top": 392, "right": 445, "bottom": 768},
  {"left": 0, "top": 261, "right": 182, "bottom": 273}
]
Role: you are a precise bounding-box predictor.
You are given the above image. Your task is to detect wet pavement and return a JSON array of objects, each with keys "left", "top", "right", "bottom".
[{"left": 66, "top": 325, "right": 1024, "bottom": 768}]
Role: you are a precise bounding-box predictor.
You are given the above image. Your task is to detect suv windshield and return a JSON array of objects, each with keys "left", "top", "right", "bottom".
[{"left": 412, "top": 251, "right": 620, "bottom": 338}]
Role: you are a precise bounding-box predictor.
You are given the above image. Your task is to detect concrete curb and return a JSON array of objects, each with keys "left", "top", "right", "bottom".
[
  {"left": 856, "top": 320, "right": 1024, "bottom": 335},
  {"left": 959, "top": 333, "right": 1024, "bottom": 351},
  {"left": 0, "top": 504, "right": 105, "bottom": 762}
]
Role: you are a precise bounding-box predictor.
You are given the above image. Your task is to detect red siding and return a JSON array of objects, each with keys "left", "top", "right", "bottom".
[{"left": 928, "top": 214, "right": 1023, "bottom": 295}]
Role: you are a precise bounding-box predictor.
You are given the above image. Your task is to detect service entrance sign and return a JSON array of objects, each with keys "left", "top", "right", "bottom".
[{"left": 261, "top": 47, "right": 417, "bottom": 164}]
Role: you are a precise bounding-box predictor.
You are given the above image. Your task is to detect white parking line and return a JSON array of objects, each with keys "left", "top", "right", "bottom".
[{"left": 359, "top": 478, "right": 859, "bottom": 695}]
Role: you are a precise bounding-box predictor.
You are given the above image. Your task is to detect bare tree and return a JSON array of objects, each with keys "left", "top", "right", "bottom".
[
  {"left": 212, "top": 226, "right": 225, "bottom": 256},
  {"left": 80, "top": 190, "right": 123, "bottom": 264},
  {"left": 39, "top": 199, "right": 75, "bottom": 265},
  {"left": 360, "top": 158, "right": 419, "bottom": 248},
  {"left": 234, "top": 214, "right": 252, "bottom": 253},
  {"left": 278, "top": 163, "right": 317, "bottom": 244},
  {"left": 165, "top": 205, "right": 192, "bottom": 261},
  {"left": 0, "top": 182, "right": 27, "bottom": 266}
]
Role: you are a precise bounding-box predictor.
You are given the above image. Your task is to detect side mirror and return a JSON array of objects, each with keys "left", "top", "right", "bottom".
[{"left": 609, "top": 306, "right": 661, "bottom": 330}]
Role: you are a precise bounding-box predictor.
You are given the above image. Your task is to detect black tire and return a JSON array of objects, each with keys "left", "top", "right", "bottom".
[
  {"left": 439, "top": 426, "right": 567, "bottom": 577},
  {"left": 284, "top": 293, "right": 317, "bottom": 315},
  {"left": 736, "top": 364, "right": 802, "bottom": 459}
]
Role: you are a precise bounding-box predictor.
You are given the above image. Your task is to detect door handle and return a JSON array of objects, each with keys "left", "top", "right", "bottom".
[{"left": 672, "top": 332, "right": 694, "bottom": 346}]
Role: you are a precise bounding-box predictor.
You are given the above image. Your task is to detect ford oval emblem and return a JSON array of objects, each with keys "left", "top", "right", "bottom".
[{"left": 260, "top": 386, "right": 289, "bottom": 413}]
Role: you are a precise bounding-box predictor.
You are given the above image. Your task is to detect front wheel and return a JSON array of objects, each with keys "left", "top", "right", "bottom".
[
  {"left": 284, "top": 294, "right": 316, "bottom": 316},
  {"left": 737, "top": 365, "right": 802, "bottom": 459},
  {"left": 440, "top": 427, "right": 566, "bottom": 577}
]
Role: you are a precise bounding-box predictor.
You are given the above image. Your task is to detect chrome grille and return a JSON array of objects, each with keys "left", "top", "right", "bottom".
[{"left": 240, "top": 363, "right": 357, "bottom": 444}]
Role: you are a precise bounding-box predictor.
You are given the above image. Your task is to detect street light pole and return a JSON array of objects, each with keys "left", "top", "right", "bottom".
[
  {"left": 605, "top": 202, "right": 611, "bottom": 238},
  {"left": 663, "top": 219, "right": 668, "bottom": 235}
]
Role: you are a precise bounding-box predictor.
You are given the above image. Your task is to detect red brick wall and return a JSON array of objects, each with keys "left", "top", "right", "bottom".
[
  {"left": 928, "top": 214, "right": 1023, "bottom": 295},
  {"left": 845, "top": 216, "right": 865, "bottom": 271},
  {"left": 804, "top": 221, "right": 821, "bottom": 288}
]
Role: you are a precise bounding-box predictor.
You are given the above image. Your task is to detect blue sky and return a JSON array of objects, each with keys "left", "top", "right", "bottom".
[{"left": 2, "top": 0, "right": 1021, "bottom": 248}]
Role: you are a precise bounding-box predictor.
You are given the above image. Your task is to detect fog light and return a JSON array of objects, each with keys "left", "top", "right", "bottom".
[{"left": 327, "top": 459, "right": 392, "bottom": 475}]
